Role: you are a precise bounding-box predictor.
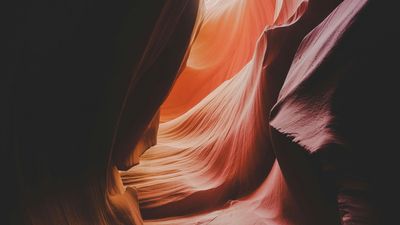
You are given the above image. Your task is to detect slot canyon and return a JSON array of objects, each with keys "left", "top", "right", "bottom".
[{"left": 4, "top": 0, "right": 398, "bottom": 224}]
